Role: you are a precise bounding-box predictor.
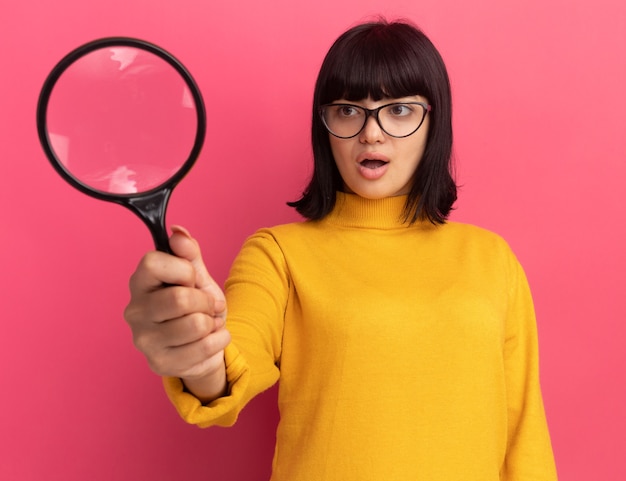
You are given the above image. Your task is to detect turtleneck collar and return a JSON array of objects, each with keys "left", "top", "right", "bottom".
[{"left": 322, "top": 192, "right": 419, "bottom": 229}]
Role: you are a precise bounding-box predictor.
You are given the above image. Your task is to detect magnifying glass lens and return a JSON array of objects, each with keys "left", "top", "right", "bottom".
[{"left": 45, "top": 46, "right": 198, "bottom": 195}]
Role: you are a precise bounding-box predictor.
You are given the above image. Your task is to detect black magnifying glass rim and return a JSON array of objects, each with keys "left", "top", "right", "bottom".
[{"left": 36, "top": 36, "right": 206, "bottom": 202}]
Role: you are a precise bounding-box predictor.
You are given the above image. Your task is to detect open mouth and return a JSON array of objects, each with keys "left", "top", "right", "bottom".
[{"left": 360, "top": 159, "right": 389, "bottom": 169}]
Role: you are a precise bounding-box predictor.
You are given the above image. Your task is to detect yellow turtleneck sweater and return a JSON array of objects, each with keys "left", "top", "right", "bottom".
[{"left": 164, "top": 193, "right": 557, "bottom": 480}]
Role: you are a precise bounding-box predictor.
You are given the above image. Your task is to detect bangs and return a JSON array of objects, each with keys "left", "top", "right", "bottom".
[{"left": 318, "top": 23, "right": 430, "bottom": 104}]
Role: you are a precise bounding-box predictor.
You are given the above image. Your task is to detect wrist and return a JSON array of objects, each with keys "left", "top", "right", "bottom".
[{"left": 182, "top": 356, "right": 228, "bottom": 404}]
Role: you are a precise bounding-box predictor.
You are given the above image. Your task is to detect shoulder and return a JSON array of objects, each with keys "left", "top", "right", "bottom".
[
  {"left": 439, "top": 221, "right": 522, "bottom": 277},
  {"left": 442, "top": 221, "right": 513, "bottom": 250},
  {"left": 444, "top": 220, "right": 502, "bottom": 237},
  {"left": 235, "top": 220, "right": 311, "bottom": 256},
  {"left": 245, "top": 220, "right": 318, "bottom": 244}
]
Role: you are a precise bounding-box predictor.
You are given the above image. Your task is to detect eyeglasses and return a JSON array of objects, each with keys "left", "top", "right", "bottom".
[{"left": 319, "top": 101, "right": 431, "bottom": 139}]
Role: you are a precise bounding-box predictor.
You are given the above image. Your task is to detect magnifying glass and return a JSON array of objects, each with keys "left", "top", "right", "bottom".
[{"left": 36, "top": 37, "right": 206, "bottom": 253}]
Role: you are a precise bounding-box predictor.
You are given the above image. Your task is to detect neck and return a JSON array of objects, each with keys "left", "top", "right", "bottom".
[{"left": 323, "top": 192, "right": 414, "bottom": 229}]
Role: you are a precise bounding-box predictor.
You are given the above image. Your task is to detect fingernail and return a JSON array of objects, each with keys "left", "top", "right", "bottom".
[
  {"left": 214, "top": 299, "right": 227, "bottom": 312},
  {"left": 171, "top": 225, "right": 192, "bottom": 238},
  {"left": 214, "top": 315, "right": 226, "bottom": 329}
]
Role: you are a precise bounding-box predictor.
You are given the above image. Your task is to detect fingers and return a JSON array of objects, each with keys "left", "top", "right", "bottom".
[
  {"left": 126, "top": 284, "right": 212, "bottom": 325},
  {"left": 145, "top": 325, "right": 231, "bottom": 379},
  {"left": 127, "top": 226, "right": 226, "bottom": 317},
  {"left": 124, "top": 225, "right": 230, "bottom": 382},
  {"left": 126, "top": 285, "right": 230, "bottom": 379},
  {"left": 169, "top": 226, "right": 227, "bottom": 317},
  {"left": 135, "top": 311, "right": 225, "bottom": 349},
  {"left": 128, "top": 250, "right": 196, "bottom": 295}
]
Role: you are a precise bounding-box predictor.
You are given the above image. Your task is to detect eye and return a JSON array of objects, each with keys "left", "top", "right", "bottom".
[
  {"left": 337, "top": 105, "right": 361, "bottom": 118},
  {"left": 387, "top": 104, "right": 413, "bottom": 117}
]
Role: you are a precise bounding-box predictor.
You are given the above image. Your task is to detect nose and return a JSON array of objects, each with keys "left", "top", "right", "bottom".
[{"left": 358, "top": 114, "right": 385, "bottom": 144}]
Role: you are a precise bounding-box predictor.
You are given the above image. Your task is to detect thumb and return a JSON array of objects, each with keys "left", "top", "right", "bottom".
[{"left": 169, "top": 225, "right": 227, "bottom": 316}]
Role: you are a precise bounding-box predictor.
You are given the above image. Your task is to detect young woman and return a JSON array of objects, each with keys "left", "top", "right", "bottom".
[{"left": 125, "top": 19, "right": 557, "bottom": 481}]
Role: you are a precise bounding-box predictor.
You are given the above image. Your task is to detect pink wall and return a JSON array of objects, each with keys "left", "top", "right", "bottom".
[{"left": 1, "top": 0, "right": 624, "bottom": 479}]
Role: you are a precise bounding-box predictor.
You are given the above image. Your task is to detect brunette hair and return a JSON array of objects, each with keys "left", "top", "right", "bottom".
[{"left": 288, "top": 19, "right": 457, "bottom": 224}]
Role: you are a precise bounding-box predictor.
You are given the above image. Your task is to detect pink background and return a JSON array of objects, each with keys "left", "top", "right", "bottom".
[{"left": 1, "top": 1, "right": 624, "bottom": 479}]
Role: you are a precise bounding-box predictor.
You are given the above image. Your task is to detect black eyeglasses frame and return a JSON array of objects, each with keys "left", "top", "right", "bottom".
[{"left": 319, "top": 101, "right": 432, "bottom": 139}]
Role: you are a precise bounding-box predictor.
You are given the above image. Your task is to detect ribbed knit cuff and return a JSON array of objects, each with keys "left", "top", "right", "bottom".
[{"left": 162, "top": 343, "right": 251, "bottom": 428}]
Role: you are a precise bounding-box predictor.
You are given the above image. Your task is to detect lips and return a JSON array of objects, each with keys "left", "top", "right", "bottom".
[
  {"left": 357, "top": 151, "right": 389, "bottom": 165},
  {"left": 357, "top": 152, "right": 390, "bottom": 180}
]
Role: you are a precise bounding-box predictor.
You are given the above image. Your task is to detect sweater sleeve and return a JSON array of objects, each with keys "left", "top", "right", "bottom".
[
  {"left": 501, "top": 251, "right": 558, "bottom": 480},
  {"left": 162, "top": 229, "right": 287, "bottom": 428}
]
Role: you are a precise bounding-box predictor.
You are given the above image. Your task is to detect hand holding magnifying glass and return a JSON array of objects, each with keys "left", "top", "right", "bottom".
[{"left": 37, "top": 37, "right": 206, "bottom": 252}]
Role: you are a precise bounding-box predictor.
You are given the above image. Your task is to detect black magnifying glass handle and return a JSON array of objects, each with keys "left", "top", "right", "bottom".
[{"left": 124, "top": 188, "right": 173, "bottom": 254}]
